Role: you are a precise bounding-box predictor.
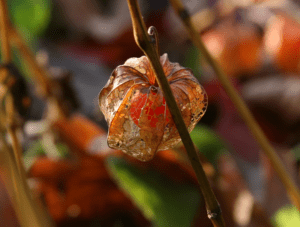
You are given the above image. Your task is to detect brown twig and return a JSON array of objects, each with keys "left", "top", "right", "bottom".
[
  {"left": 0, "top": 0, "right": 10, "bottom": 62},
  {"left": 0, "top": 0, "right": 23, "bottom": 175},
  {"left": 9, "top": 28, "right": 67, "bottom": 119},
  {"left": 126, "top": 0, "right": 226, "bottom": 226},
  {"left": 0, "top": 133, "right": 54, "bottom": 227},
  {"left": 169, "top": 0, "right": 300, "bottom": 211},
  {"left": 0, "top": 0, "right": 55, "bottom": 226},
  {"left": 5, "top": 93, "right": 23, "bottom": 175},
  {"left": 9, "top": 28, "right": 53, "bottom": 98}
]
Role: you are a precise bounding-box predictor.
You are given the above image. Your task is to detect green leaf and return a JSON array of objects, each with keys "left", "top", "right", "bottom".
[
  {"left": 24, "top": 140, "right": 46, "bottom": 157},
  {"left": 8, "top": 0, "right": 52, "bottom": 39},
  {"left": 4, "top": 0, "right": 52, "bottom": 79},
  {"left": 24, "top": 139, "right": 70, "bottom": 171},
  {"left": 23, "top": 140, "right": 45, "bottom": 171},
  {"left": 190, "top": 124, "right": 228, "bottom": 168},
  {"left": 272, "top": 205, "right": 300, "bottom": 227},
  {"left": 106, "top": 157, "right": 201, "bottom": 227},
  {"left": 182, "top": 45, "right": 202, "bottom": 79},
  {"left": 291, "top": 144, "right": 300, "bottom": 161}
]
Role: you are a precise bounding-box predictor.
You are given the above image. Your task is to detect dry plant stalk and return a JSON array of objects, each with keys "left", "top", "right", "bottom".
[
  {"left": 169, "top": 0, "right": 300, "bottom": 211},
  {"left": 0, "top": 0, "right": 23, "bottom": 175},
  {"left": 9, "top": 28, "right": 53, "bottom": 99},
  {"left": 0, "top": 0, "right": 55, "bottom": 226},
  {"left": 9, "top": 28, "right": 67, "bottom": 120},
  {"left": 0, "top": 136, "right": 54, "bottom": 227},
  {"left": 126, "top": 0, "right": 226, "bottom": 226}
]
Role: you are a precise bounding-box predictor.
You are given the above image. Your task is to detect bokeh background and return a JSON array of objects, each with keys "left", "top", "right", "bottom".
[{"left": 1, "top": 0, "right": 300, "bottom": 226}]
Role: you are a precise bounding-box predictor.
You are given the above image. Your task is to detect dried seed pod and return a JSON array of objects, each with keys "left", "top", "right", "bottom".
[{"left": 99, "top": 54, "right": 207, "bottom": 161}]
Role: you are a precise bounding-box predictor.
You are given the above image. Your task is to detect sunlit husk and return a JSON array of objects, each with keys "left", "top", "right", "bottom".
[{"left": 99, "top": 54, "right": 207, "bottom": 161}]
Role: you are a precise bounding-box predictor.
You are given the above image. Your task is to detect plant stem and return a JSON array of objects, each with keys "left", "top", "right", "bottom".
[
  {"left": 0, "top": 0, "right": 10, "bottom": 60},
  {"left": 9, "top": 28, "right": 54, "bottom": 99},
  {"left": 0, "top": 0, "right": 23, "bottom": 176},
  {"left": 0, "top": 133, "right": 54, "bottom": 227},
  {"left": 9, "top": 28, "right": 67, "bottom": 118},
  {"left": 0, "top": 0, "right": 55, "bottom": 226},
  {"left": 126, "top": 0, "right": 226, "bottom": 226},
  {"left": 0, "top": 0, "right": 10, "bottom": 81},
  {"left": 5, "top": 93, "right": 23, "bottom": 175},
  {"left": 169, "top": 0, "right": 300, "bottom": 211}
]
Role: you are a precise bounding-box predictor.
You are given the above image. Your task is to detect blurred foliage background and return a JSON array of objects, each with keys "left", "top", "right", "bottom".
[{"left": 1, "top": 0, "right": 300, "bottom": 226}]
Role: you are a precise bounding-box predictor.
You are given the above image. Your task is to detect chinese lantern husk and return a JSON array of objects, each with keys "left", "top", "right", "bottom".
[{"left": 99, "top": 54, "right": 207, "bottom": 161}]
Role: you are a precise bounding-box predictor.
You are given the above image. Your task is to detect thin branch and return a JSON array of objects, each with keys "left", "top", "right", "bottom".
[
  {"left": 0, "top": 0, "right": 11, "bottom": 81},
  {"left": 169, "top": 0, "right": 300, "bottom": 211},
  {"left": 0, "top": 0, "right": 10, "bottom": 61},
  {"left": 126, "top": 0, "right": 225, "bottom": 226},
  {"left": 0, "top": 133, "right": 54, "bottom": 227},
  {"left": 9, "top": 28, "right": 54, "bottom": 99},
  {"left": 0, "top": 0, "right": 55, "bottom": 226},
  {"left": 9, "top": 28, "right": 67, "bottom": 119},
  {"left": 5, "top": 93, "right": 23, "bottom": 175},
  {"left": 0, "top": 0, "right": 23, "bottom": 176}
]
